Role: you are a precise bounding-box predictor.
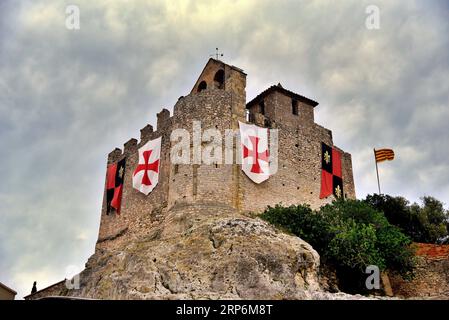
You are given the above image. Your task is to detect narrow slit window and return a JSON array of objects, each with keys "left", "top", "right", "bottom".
[
  {"left": 292, "top": 99, "right": 298, "bottom": 115},
  {"left": 249, "top": 113, "right": 255, "bottom": 123},
  {"left": 260, "top": 101, "right": 265, "bottom": 115}
]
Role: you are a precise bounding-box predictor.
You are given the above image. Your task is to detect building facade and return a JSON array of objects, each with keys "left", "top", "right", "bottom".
[{"left": 0, "top": 282, "right": 16, "bottom": 300}]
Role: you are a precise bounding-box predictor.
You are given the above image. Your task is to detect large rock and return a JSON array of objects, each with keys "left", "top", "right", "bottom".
[{"left": 62, "top": 205, "right": 369, "bottom": 300}]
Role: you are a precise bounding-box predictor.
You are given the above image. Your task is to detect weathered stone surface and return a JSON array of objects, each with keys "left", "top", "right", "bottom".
[
  {"left": 28, "top": 206, "right": 394, "bottom": 300},
  {"left": 66, "top": 208, "right": 331, "bottom": 299},
  {"left": 389, "top": 243, "right": 449, "bottom": 298}
]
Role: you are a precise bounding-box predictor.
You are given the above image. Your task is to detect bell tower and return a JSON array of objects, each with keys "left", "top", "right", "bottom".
[{"left": 190, "top": 58, "right": 247, "bottom": 122}]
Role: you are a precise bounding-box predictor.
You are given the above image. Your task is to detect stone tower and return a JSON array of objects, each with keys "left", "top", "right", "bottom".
[{"left": 96, "top": 58, "right": 355, "bottom": 250}]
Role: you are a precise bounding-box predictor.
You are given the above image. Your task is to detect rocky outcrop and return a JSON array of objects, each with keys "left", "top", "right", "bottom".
[
  {"left": 60, "top": 205, "right": 348, "bottom": 299},
  {"left": 26, "top": 205, "right": 387, "bottom": 300}
]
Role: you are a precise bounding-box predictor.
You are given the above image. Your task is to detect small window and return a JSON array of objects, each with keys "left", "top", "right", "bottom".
[
  {"left": 249, "top": 113, "right": 255, "bottom": 123},
  {"left": 260, "top": 101, "right": 265, "bottom": 115},
  {"left": 264, "top": 118, "right": 271, "bottom": 128},
  {"left": 198, "top": 81, "right": 207, "bottom": 92},
  {"left": 174, "top": 164, "right": 179, "bottom": 174},
  {"left": 213, "top": 69, "right": 225, "bottom": 89},
  {"left": 292, "top": 99, "right": 298, "bottom": 115}
]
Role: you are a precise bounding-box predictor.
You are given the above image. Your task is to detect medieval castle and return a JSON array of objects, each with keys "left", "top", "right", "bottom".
[
  {"left": 97, "top": 58, "right": 355, "bottom": 249},
  {"left": 24, "top": 58, "right": 357, "bottom": 300}
]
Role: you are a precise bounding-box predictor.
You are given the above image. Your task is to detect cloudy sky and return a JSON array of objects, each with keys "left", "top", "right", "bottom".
[{"left": 1, "top": 0, "right": 448, "bottom": 299}]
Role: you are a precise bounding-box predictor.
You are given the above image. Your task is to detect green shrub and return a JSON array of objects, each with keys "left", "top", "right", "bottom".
[
  {"left": 327, "top": 222, "right": 384, "bottom": 270},
  {"left": 259, "top": 199, "right": 416, "bottom": 293}
]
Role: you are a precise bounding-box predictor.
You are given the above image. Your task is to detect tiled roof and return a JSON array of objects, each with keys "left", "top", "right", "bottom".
[
  {"left": 415, "top": 243, "right": 449, "bottom": 259},
  {"left": 247, "top": 83, "right": 319, "bottom": 108}
]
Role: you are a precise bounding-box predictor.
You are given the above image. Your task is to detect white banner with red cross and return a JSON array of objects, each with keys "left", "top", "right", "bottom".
[
  {"left": 239, "top": 121, "right": 271, "bottom": 184},
  {"left": 132, "top": 136, "right": 161, "bottom": 195}
]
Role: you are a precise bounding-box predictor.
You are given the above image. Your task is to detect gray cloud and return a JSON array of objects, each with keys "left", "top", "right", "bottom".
[{"left": 0, "top": 0, "right": 448, "bottom": 299}]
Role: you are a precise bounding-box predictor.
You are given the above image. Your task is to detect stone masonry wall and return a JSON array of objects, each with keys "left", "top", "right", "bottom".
[
  {"left": 169, "top": 89, "right": 238, "bottom": 209},
  {"left": 96, "top": 109, "right": 174, "bottom": 251},
  {"left": 243, "top": 91, "right": 355, "bottom": 212},
  {"left": 389, "top": 243, "right": 449, "bottom": 298}
]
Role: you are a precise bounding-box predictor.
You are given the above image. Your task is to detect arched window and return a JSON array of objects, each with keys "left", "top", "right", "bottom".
[
  {"left": 213, "top": 69, "right": 225, "bottom": 89},
  {"left": 198, "top": 81, "right": 207, "bottom": 92}
]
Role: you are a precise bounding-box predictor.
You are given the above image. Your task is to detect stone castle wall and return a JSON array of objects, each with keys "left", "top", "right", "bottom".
[
  {"left": 243, "top": 90, "right": 355, "bottom": 212},
  {"left": 96, "top": 59, "right": 356, "bottom": 252},
  {"left": 389, "top": 243, "right": 449, "bottom": 298}
]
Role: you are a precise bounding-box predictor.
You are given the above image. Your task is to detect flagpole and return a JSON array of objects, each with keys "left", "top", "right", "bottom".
[{"left": 374, "top": 148, "right": 381, "bottom": 194}]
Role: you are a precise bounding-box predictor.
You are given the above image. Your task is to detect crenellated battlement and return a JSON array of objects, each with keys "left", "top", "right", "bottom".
[
  {"left": 107, "top": 147, "right": 123, "bottom": 164},
  {"left": 106, "top": 110, "right": 171, "bottom": 162},
  {"left": 140, "top": 124, "right": 153, "bottom": 142},
  {"left": 123, "top": 138, "right": 138, "bottom": 154},
  {"left": 156, "top": 108, "right": 171, "bottom": 131}
]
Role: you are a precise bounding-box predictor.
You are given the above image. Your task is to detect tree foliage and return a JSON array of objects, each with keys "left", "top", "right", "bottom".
[
  {"left": 364, "top": 194, "right": 449, "bottom": 244},
  {"left": 259, "top": 199, "right": 416, "bottom": 293}
]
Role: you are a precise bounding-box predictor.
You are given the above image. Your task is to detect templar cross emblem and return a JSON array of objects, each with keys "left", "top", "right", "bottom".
[
  {"left": 243, "top": 136, "right": 269, "bottom": 174},
  {"left": 324, "top": 151, "right": 331, "bottom": 164},
  {"left": 334, "top": 185, "right": 342, "bottom": 198},
  {"left": 133, "top": 150, "right": 159, "bottom": 186}
]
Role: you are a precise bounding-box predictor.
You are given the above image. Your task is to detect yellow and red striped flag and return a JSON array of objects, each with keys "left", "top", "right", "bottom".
[{"left": 374, "top": 148, "right": 395, "bottom": 163}]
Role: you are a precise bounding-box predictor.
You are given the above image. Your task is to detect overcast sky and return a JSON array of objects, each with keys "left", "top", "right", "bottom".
[{"left": 1, "top": 0, "right": 448, "bottom": 299}]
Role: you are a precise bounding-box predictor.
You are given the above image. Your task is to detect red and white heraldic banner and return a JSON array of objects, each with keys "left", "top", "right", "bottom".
[
  {"left": 132, "top": 136, "right": 162, "bottom": 195},
  {"left": 239, "top": 121, "right": 271, "bottom": 184}
]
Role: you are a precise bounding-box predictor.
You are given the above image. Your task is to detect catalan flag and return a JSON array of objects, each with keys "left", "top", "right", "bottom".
[
  {"left": 374, "top": 148, "right": 395, "bottom": 163},
  {"left": 373, "top": 148, "right": 395, "bottom": 194}
]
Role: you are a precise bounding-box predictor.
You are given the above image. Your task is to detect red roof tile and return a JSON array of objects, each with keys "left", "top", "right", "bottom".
[
  {"left": 246, "top": 83, "right": 319, "bottom": 108},
  {"left": 414, "top": 243, "right": 449, "bottom": 259}
]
